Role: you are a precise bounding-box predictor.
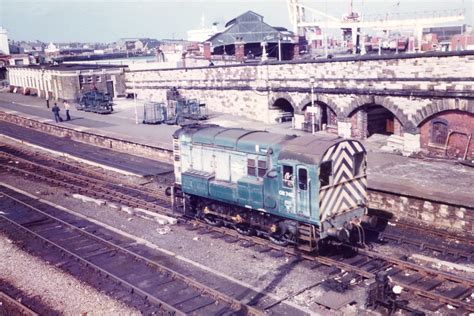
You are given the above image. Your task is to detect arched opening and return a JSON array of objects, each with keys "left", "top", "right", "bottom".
[
  {"left": 418, "top": 110, "right": 474, "bottom": 160},
  {"left": 349, "top": 104, "right": 402, "bottom": 139},
  {"left": 300, "top": 102, "right": 338, "bottom": 133},
  {"left": 367, "top": 105, "right": 396, "bottom": 136},
  {"left": 272, "top": 98, "right": 294, "bottom": 123}
]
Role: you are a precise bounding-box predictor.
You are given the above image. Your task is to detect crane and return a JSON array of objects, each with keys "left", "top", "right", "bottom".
[{"left": 287, "top": 0, "right": 465, "bottom": 54}]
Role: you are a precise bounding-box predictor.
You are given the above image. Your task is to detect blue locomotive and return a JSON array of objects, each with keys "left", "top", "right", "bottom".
[{"left": 172, "top": 124, "right": 376, "bottom": 251}]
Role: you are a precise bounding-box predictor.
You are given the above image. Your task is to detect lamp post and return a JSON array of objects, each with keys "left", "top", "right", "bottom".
[
  {"left": 310, "top": 76, "right": 315, "bottom": 135},
  {"left": 278, "top": 35, "right": 282, "bottom": 61},
  {"left": 133, "top": 73, "right": 138, "bottom": 124},
  {"left": 261, "top": 41, "right": 268, "bottom": 62}
]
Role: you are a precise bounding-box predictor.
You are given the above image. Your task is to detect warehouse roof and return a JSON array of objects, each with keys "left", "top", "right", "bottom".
[{"left": 206, "top": 10, "right": 294, "bottom": 47}]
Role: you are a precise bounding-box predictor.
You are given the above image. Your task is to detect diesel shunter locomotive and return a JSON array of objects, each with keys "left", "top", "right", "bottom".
[{"left": 172, "top": 124, "right": 376, "bottom": 251}]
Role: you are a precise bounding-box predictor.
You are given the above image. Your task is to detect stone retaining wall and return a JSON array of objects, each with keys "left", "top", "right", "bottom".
[
  {"left": 0, "top": 111, "right": 173, "bottom": 161},
  {"left": 128, "top": 52, "right": 474, "bottom": 119},
  {"left": 369, "top": 190, "right": 472, "bottom": 234}
]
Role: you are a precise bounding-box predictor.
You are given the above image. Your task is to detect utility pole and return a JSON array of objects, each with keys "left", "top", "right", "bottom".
[
  {"left": 310, "top": 76, "right": 315, "bottom": 135},
  {"left": 133, "top": 73, "right": 138, "bottom": 124},
  {"left": 278, "top": 35, "right": 282, "bottom": 61}
]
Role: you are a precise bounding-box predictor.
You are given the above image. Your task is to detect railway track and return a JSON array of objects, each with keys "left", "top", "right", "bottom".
[
  {"left": 374, "top": 229, "right": 473, "bottom": 261},
  {"left": 1, "top": 143, "right": 473, "bottom": 314},
  {"left": 0, "top": 147, "right": 173, "bottom": 216},
  {"left": 0, "top": 291, "right": 39, "bottom": 316},
  {"left": 183, "top": 218, "right": 474, "bottom": 313},
  {"left": 0, "top": 187, "right": 276, "bottom": 315}
]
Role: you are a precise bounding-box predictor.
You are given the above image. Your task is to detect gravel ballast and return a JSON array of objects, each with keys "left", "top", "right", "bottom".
[{"left": 0, "top": 233, "right": 140, "bottom": 315}]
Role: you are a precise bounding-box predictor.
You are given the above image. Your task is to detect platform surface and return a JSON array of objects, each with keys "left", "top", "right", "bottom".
[{"left": 1, "top": 92, "right": 473, "bottom": 207}]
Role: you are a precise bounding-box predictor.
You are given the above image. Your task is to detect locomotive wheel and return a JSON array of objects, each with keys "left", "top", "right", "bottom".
[
  {"left": 235, "top": 224, "right": 254, "bottom": 236},
  {"left": 203, "top": 214, "right": 223, "bottom": 227},
  {"left": 269, "top": 233, "right": 294, "bottom": 246}
]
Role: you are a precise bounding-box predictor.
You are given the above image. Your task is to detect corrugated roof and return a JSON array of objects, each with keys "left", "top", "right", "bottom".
[{"left": 206, "top": 10, "right": 294, "bottom": 46}]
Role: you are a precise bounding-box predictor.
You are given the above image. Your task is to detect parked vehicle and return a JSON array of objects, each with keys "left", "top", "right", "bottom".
[{"left": 77, "top": 90, "right": 113, "bottom": 114}]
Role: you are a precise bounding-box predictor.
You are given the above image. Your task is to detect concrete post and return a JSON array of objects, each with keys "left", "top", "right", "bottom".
[
  {"left": 203, "top": 42, "right": 211, "bottom": 60},
  {"left": 293, "top": 36, "right": 299, "bottom": 60},
  {"left": 235, "top": 41, "right": 245, "bottom": 63},
  {"left": 261, "top": 42, "right": 268, "bottom": 61}
]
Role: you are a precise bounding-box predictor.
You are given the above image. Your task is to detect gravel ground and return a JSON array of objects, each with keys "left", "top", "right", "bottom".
[
  {"left": 0, "top": 233, "right": 140, "bottom": 315},
  {"left": 0, "top": 172, "right": 358, "bottom": 315}
]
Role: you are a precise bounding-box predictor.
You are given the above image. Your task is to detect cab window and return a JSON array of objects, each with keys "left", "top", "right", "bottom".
[
  {"left": 320, "top": 161, "right": 332, "bottom": 187},
  {"left": 282, "top": 165, "right": 294, "bottom": 188},
  {"left": 353, "top": 152, "right": 364, "bottom": 176},
  {"left": 298, "top": 168, "right": 308, "bottom": 190}
]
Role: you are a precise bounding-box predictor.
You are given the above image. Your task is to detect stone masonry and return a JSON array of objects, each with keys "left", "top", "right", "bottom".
[{"left": 126, "top": 51, "right": 474, "bottom": 157}]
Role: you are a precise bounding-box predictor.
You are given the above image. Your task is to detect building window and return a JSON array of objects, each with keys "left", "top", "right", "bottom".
[
  {"left": 79, "top": 76, "right": 85, "bottom": 84},
  {"left": 95, "top": 75, "right": 102, "bottom": 82},
  {"left": 319, "top": 161, "right": 332, "bottom": 187},
  {"left": 431, "top": 119, "right": 448, "bottom": 145},
  {"left": 87, "top": 76, "right": 93, "bottom": 83},
  {"left": 282, "top": 165, "right": 294, "bottom": 188}
]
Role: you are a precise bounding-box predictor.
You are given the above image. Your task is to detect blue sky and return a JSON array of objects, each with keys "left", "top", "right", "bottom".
[{"left": 1, "top": 0, "right": 472, "bottom": 42}]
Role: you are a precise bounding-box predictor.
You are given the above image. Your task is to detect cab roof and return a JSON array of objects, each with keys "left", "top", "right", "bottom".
[
  {"left": 175, "top": 124, "right": 291, "bottom": 154},
  {"left": 279, "top": 134, "right": 363, "bottom": 164}
]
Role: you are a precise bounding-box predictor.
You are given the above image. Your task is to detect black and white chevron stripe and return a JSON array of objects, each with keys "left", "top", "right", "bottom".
[{"left": 319, "top": 141, "right": 367, "bottom": 222}]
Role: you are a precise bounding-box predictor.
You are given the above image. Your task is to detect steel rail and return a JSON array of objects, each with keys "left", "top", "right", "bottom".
[
  {"left": 0, "top": 291, "right": 39, "bottom": 316},
  {"left": 385, "top": 219, "right": 474, "bottom": 246},
  {"left": 0, "top": 153, "right": 173, "bottom": 215},
  {"left": 186, "top": 219, "right": 474, "bottom": 312},
  {"left": 0, "top": 190, "right": 265, "bottom": 316},
  {"left": 0, "top": 148, "right": 170, "bottom": 201},
  {"left": 2, "top": 147, "right": 473, "bottom": 312},
  {"left": 376, "top": 230, "right": 472, "bottom": 260}
]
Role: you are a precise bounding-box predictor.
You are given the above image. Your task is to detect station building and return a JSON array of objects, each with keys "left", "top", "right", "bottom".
[
  {"left": 6, "top": 63, "right": 127, "bottom": 101},
  {"left": 204, "top": 11, "right": 297, "bottom": 62}
]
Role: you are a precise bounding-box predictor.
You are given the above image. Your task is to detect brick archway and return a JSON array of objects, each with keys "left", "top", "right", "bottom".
[
  {"left": 344, "top": 95, "right": 416, "bottom": 133},
  {"left": 268, "top": 92, "right": 296, "bottom": 111},
  {"left": 414, "top": 99, "right": 474, "bottom": 127},
  {"left": 296, "top": 94, "right": 342, "bottom": 116}
]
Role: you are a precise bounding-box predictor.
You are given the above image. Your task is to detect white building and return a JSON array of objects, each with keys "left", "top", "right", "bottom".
[
  {"left": 187, "top": 27, "right": 219, "bottom": 42},
  {"left": 187, "top": 15, "right": 219, "bottom": 42},
  {"left": 0, "top": 27, "right": 10, "bottom": 55},
  {"left": 44, "top": 42, "right": 59, "bottom": 55}
]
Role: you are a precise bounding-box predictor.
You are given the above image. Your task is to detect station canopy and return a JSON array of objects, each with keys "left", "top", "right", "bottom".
[{"left": 205, "top": 11, "right": 294, "bottom": 47}]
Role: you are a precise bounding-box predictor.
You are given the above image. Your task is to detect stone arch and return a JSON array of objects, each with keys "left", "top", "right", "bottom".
[
  {"left": 344, "top": 95, "right": 415, "bottom": 133},
  {"left": 296, "top": 94, "right": 342, "bottom": 116},
  {"left": 268, "top": 92, "right": 296, "bottom": 112},
  {"left": 297, "top": 95, "right": 339, "bottom": 132},
  {"left": 414, "top": 99, "right": 474, "bottom": 127}
]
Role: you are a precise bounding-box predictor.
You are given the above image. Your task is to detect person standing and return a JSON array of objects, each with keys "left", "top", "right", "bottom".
[
  {"left": 46, "top": 95, "right": 50, "bottom": 109},
  {"left": 52, "top": 103, "right": 62, "bottom": 123},
  {"left": 63, "top": 100, "right": 71, "bottom": 121}
]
